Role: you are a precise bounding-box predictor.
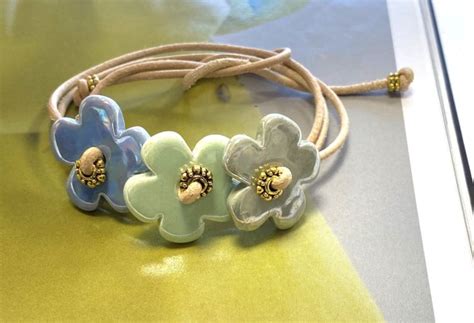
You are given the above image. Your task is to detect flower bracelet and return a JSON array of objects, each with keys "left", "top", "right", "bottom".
[{"left": 48, "top": 42, "right": 413, "bottom": 243}]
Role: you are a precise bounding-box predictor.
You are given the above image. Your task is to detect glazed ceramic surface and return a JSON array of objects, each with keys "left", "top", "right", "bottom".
[
  {"left": 51, "top": 95, "right": 149, "bottom": 212},
  {"left": 224, "top": 114, "right": 320, "bottom": 230},
  {"left": 124, "top": 132, "right": 232, "bottom": 243}
]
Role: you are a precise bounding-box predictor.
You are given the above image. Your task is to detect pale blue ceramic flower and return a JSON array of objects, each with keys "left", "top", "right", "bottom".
[
  {"left": 51, "top": 95, "right": 149, "bottom": 212},
  {"left": 223, "top": 114, "right": 320, "bottom": 231}
]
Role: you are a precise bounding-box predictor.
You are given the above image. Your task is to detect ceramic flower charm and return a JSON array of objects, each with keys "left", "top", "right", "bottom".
[
  {"left": 51, "top": 95, "right": 149, "bottom": 212},
  {"left": 124, "top": 132, "right": 233, "bottom": 243},
  {"left": 223, "top": 114, "right": 320, "bottom": 231}
]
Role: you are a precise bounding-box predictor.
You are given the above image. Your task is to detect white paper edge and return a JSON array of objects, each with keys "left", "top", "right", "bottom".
[{"left": 387, "top": 0, "right": 474, "bottom": 321}]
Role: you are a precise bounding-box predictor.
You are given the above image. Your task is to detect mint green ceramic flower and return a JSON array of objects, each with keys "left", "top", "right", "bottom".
[{"left": 124, "top": 132, "right": 232, "bottom": 243}]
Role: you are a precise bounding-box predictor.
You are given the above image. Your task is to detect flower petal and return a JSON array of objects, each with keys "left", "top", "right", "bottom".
[
  {"left": 271, "top": 185, "right": 306, "bottom": 229},
  {"left": 193, "top": 134, "right": 233, "bottom": 220},
  {"left": 159, "top": 213, "right": 205, "bottom": 244},
  {"left": 257, "top": 113, "right": 302, "bottom": 154},
  {"left": 116, "top": 126, "right": 150, "bottom": 173},
  {"left": 223, "top": 135, "right": 265, "bottom": 184},
  {"left": 141, "top": 131, "right": 192, "bottom": 175},
  {"left": 227, "top": 184, "right": 306, "bottom": 231},
  {"left": 289, "top": 140, "right": 320, "bottom": 183},
  {"left": 227, "top": 185, "right": 271, "bottom": 231},
  {"left": 67, "top": 164, "right": 131, "bottom": 213},
  {"left": 78, "top": 95, "right": 125, "bottom": 137},
  {"left": 66, "top": 169, "right": 102, "bottom": 211},
  {"left": 124, "top": 173, "right": 170, "bottom": 222},
  {"left": 51, "top": 118, "right": 86, "bottom": 164}
]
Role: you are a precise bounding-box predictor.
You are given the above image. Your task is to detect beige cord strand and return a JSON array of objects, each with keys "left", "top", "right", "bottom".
[{"left": 48, "top": 42, "right": 413, "bottom": 160}]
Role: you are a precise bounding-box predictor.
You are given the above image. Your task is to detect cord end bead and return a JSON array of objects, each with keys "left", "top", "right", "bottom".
[
  {"left": 387, "top": 72, "right": 400, "bottom": 93},
  {"left": 86, "top": 74, "right": 100, "bottom": 92},
  {"left": 387, "top": 67, "right": 414, "bottom": 93}
]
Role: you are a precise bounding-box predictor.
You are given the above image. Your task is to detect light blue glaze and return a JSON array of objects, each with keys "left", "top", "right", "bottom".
[
  {"left": 51, "top": 95, "right": 149, "bottom": 212},
  {"left": 223, "top": 114, "right": 320, "bottom": 231}
]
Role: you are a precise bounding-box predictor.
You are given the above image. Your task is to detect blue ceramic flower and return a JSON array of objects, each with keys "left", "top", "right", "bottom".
[
  {"left": 51, "top": 95, "right": 150, "bottom": 212},
  {"left": 223, "top": 114, "right": 320, "bottom": 231}
]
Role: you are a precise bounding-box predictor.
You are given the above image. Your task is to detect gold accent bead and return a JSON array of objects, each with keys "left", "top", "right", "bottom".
[
  {"left": 86, "top": 74, "right": 100, "bottom": 92},
  {"left": 252, "top": 164, "right": 292, "bottom": 202},
  {"left": 177, "top": 163, "right": 214, "bottom": 204},
  {"left": 387, "top": 72, "right": 401, "bottom": 93}
]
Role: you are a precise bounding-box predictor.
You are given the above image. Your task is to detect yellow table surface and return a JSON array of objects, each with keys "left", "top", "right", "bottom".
[{"left": 0, "top": 1, "right": 382, "bottom": 321}]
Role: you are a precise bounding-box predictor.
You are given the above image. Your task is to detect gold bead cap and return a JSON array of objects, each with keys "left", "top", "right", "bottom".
[
  {"left": 253, "top": 165, "right": 292, "bottom": 201},
  {"left": 177, "top": 164, "right": 213, "bottom": 204}
]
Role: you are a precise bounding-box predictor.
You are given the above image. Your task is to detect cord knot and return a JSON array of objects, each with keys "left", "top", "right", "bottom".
[
  {"left": 397, "top": 67, "right": 414, "bottom": 91},
  {"left": 182, "top": 48, "right": 292, "bottom": 90},
  {"left": 73, "top": 74, "right": 100, "bottom": 106}
]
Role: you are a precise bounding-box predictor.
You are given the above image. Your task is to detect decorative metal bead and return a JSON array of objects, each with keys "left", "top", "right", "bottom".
[
  {"left": 178, "top": 164, "right": 213, "bottom": 201},
  {"left": 75, "top": 147, "right": 106, "bottom": 188},
  {"left": 252, "top": 164, "right": 286, "bottom": 201},
  {"left": 86, "top": 74, "right": 100, "bottom": 92},
  {"left": 387, "top": 72, "right": 400, "bottom": 93}
]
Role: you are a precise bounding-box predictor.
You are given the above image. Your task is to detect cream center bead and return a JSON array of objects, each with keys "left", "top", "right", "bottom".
[
  {"left": 177, "top": 164, "right": 214, "bottom": 204},
  {"left": 75, "top": 146, "right": 106, "bottom": 188},
  {"left": 178, "top": 181, "right": 204, "bottom": 205},
  {"left": 270, "top": 166, "right": 292, "bottom": 190}
]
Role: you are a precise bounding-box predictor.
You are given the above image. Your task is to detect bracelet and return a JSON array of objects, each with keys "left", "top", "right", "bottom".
[{"left": 48, "top": 42, "right": 414, "bottom": 243}]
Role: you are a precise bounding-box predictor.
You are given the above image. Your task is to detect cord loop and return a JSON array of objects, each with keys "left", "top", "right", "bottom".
[{"left": 48, "top": 42, "right": 413, "bottom": 160}]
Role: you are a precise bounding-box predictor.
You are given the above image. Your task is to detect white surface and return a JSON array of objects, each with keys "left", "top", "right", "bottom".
[
  {"left": 388, "top": 0, "right": 474, "bottom": 322},
  {"left": 432, "top": 0, "right": 474, "bottom": 181}
]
